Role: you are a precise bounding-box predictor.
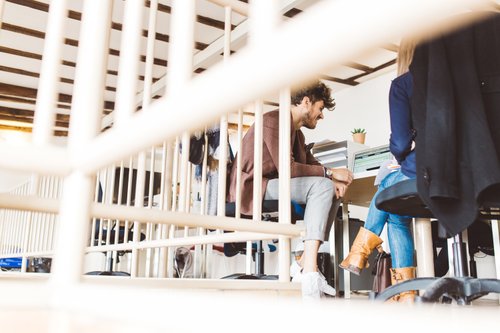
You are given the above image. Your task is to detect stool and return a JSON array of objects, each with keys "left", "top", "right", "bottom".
[{"left": 372, "top": 179, "right": 500, "bottom": 304}]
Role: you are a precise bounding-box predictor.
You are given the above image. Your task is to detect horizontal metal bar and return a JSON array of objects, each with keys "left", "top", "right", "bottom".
[
  {"left": 0, "top": 194, "right": 305, "bottom": 237},
  {"left": 0, "top": 143, "right": 70, "bottom": 176},
  {"left": 86, "top": 231, "right": 282, "bottom": 253}
]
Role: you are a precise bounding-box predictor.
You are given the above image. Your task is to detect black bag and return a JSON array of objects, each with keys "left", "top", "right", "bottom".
[
  {"left": 372, "top": 250, "right": 392, "bottom": 293},
  {"left": 189, "top": 135, "right": 205, "bottom": 165}
]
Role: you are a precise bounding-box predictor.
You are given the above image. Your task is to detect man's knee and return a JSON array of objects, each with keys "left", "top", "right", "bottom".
[{"left": 311, "top": 177, "right": 334, "bottom": 199}]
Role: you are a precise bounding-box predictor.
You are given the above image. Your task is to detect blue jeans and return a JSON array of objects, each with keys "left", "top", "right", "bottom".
[{"left": 364, "top": 170, "right": 414, "bottom": 268}]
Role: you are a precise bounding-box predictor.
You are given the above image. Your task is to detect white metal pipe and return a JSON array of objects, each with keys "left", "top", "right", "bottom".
[
  {"left": 66, "top": 1, "right": 112, "bottom": 147},
  {"left": 124, "top": 158, "right": 133, "bottom": 245},
  {"left": 32, "top": 0, "right": 68, "bottom": 145},
  {"left": 167, "top": 0, "right": 195, "bottom": 92},
  {"left": 50, "top": 0, "right": 113, "bottom": 289},
  {"left": 249, "top": 99, "right": 263, "bottom": 274},
  {"left": 216, "top": 5, "right": 231, "bottom": 220},
  {"left": 97, "top": 168, "right": 107, "bottom": 246},
  {"left": 199, "top": 133, "right": 208, "bottom": 216},
  {"left": 342, "top": 203, "right": 351, "bottom": 298},
  {"left": 224, "top": 6, "right": 232, "bottom": 61},
  {"left": 105, "top": 166, "right": 116, "bottom": 268},
  {"left": 20, "top": 212, "right": 32, "bottom": 272},
  {"left": 52, "top": 172, "right": 95, "bottom": 286},
  {"left": 0, "top": 194, "right": 304, "bottom": 237},
  {"left": 158, "top": 141, "right": 173, "bottom": 278},
  {"left": 171, "top": 137, "right": 180, "bottom": 211},
  {"left": 206, "top": 0, "right": 248, "bottom": 16},
  {"left": 278, "top": 88, "right": 292, "bottom": 282},
  {"left": 33, "top": 179, "right": 44, "bottom": 252},
  {"left": 1, "top": 250, "right": 54, "bottom": 258},
  {"left": 414, "top": 218, "right": 435, "bottom": 277},
  {"left": 491, "top": 219, "right": 500, "bottom": 304},
  {"left": 148, "top": 147, "right": 155, "bottom": 209},
  {"left": 217, "top": 123, "right": 229, "bottom": 215},
  {"left": 194, "top": 133, "right": 208, "bottom": 278},
  {"left": 117, "top": 162, "right": 125, "bottom": 206},
  {"left": 248, "top": 0, "right": 280, "bottom": 45},
  {"left": 131, "top": 151, "right": 147, "bottom": 278},
  {"left": 168, "top": 138, "right": 180, "bottom": 277},
  {"left": 145, "top": 147, "right": 156, "bottom": 277},
  {"left": 0, "top": 0, "right": 4, "bottom": 30},
  {"left": 0, "top": 143, "right": 70, "bottom": 175},
  {"left": 235, "top": 110, "right": 243, "bottom": 219},
  {"left": 141, "top": 0, "right": 161, "bottom": 277},
  {"left": 114, "top": 0, "right": 144, "bottom": 126},
  {"left": 21, "top": 174, "right": 38, "bottom": 272},
  {"left": 179, "top": 133, "right": 190, "bottom": 215},
  {"left": 86, "top": 231, "right": 283, "bottom": 253},
  {"left": 142, "top": 0, "right": 159, "bottom": 111},
  {"left": 75, "top": 0, "right": 491, "bottom": 174}
]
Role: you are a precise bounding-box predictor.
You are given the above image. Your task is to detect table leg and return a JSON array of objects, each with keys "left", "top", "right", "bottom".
[{"left": 342, "top": 203, "right": 351, "bottom": 298}]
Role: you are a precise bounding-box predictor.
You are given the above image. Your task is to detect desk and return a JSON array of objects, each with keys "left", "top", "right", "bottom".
[{"left": 331, "top": 173, "right": 435, "bottom": 298}]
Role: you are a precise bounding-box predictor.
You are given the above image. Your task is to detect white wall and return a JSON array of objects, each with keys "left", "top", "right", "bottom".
[{"left": 303, "top": 70, "right": 396, "bottom": 147}]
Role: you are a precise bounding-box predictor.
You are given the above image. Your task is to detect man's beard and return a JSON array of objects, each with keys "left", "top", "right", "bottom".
[{"left": 302, "top": 113, "right": 317, "bottom": 129}]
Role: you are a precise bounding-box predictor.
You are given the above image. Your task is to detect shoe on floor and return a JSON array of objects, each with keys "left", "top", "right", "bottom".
[
  {"left": 292, "top": 271, "right": 336, "bottom": 300},
  {"left": 290, "top": 260, "right": 301, "bottom": 279}
]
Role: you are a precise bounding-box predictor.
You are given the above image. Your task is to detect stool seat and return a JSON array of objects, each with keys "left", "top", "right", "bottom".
[{"left": 375, "top": 179, "right": 433, "bottom": 218}]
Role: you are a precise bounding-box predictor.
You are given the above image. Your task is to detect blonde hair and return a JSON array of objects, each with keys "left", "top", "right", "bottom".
[{"left": 397, "top": 38, "right": 416, "bottom": 76}]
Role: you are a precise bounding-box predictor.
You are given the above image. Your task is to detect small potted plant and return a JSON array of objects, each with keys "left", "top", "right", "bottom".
[{"left": 351, "top": 128, "right": 366, "bottom": 144}]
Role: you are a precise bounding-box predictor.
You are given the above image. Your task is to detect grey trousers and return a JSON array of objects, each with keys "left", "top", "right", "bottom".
[{"left": 264, "top": 177, "right": 341, "bottom": 241}]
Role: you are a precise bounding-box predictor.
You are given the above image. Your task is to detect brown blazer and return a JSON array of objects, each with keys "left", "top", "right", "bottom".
[{"left": 227, "top": 110, "right": 325, "bottom": 215}]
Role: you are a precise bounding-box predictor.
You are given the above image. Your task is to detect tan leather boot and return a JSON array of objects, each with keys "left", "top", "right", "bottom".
[
  {"left": 390, "top": 267, "right": 417, "bottom": 302},
  {"left": 339, "top": 227, "right": 383, "bottom": 275}
]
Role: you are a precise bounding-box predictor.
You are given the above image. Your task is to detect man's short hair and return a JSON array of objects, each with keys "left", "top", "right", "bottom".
[{"left": 291, "top": 80, "right": 336, "bottom": 111}]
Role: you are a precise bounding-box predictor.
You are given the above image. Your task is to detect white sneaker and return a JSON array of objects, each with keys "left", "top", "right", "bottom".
[
  {"left": 293, "top": 271, "right": 336, "bottom": 300},
  {"left": 290, "top": 260, "right": 302, "bottom": 279}
]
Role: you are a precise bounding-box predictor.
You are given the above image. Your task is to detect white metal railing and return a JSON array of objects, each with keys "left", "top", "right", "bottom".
[
  {"left": 0, "top": 176, "right": 62, "bottom": 272},
  {"left": 0, "top": 0, "right": 495, "bottom": 322}
]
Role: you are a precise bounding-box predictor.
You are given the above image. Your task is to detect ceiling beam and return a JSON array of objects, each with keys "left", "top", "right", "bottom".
[
  {"left": 0, "top": 123, "right": 67, "bottom": 136},
  {"left": 0, "top": 64, "right": 117, "bottom": 93},
  {"left": 0, "top": 94, "right": 71, "bottom": 110},
  {"left": 2, "top": 22, "right": 168, "bottom": 67},
  {"left": 0, "top": 82, "right": 115, "bottom": 111},
  {"left": 0, "top": 106, "right": 69, "bottom": 123},
  {"left": 5, "top": 0, "right": 209, "bottom": 50}
]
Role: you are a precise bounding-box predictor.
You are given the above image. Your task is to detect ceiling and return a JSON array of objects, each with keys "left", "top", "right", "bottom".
[{"left": 0, "top": 0, "right": 401, "bottom": 137}]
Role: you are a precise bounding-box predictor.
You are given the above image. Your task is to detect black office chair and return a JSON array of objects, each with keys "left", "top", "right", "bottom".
[
  {"left": 221, "top": 200, "right": 305, "bottom": 280},
  {"left": 370, "top": 179, "right": 500, "bottom": 304}
]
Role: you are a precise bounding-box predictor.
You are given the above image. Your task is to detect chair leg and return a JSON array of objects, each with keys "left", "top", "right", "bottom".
[
  {"left": 256, "top": 240, "right": 264, "bottom": 275},
  {"left": 452, "top": 233, "right": 468, "bottom": 277}
]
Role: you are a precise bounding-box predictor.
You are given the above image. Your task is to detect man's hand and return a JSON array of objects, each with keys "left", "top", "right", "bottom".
[
  {"left": 334, "top": 181, "right": 349, "bottom": 199},
  {"left": 330, "top": 168, "right": 353, "bottom": 186}
]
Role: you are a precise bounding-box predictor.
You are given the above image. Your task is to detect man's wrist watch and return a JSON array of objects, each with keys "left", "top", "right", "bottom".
[{"left": 324, "top": 167, "right": 333, "bottom": 180}]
